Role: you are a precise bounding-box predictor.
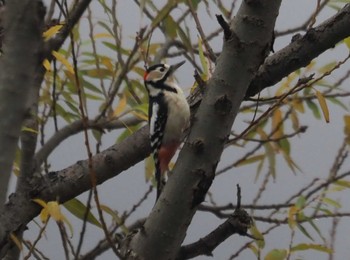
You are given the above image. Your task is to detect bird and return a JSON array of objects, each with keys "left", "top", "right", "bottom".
[{"left": 143, "top": 61, "right": 190, "bottom": 200}]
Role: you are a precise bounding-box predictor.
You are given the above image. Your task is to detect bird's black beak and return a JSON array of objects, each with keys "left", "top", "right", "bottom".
[{"left": 170, "top": 60, "right": 185, "bottom": 74}]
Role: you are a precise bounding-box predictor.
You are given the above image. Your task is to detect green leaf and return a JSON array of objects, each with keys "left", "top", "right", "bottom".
[
  {"left": 177, "top": 25, "right": 193, "bottom": 54},
  {"left": 97, "top": 21, "right": 115, "bottom": 37},
  {"left": 63, "top": 198, "right": 102, "bottom": 228},
  {"left": 151, "top": 1, "right": 175, "bottom": 28},
  {"left": 322, "top": 197, "right": 341, "bottom": 208},
  {"left": 117, "top": 124, "right": 142, "bottom": 143},
  {"left": 164, "top": 16, "right": 177, "bottom": 39},
  {"left": 236, "top": 154, "right": 265, "bottom": 167},
  {"left": 308, "top": 218, "right": 325, "bottom": 241},
  {"left": 247, "top": 244, "right": 259, "bottom": 257},
  {"left": 296, "top": 222, "right": 314, "bottom": 241},
  {"left": 306, "top": 99, "right": 321, "bottom": 119},
  {"left": 198, "top": 36, "right": 208, "bottom": 78},
  {"left": 333, "top": 180, "right": 350, "bottom": 189},
  {"left": 264, "top": 249, "right": 287, "bottom": 260},
  {"left": 291, "top": 243, "right": 332, "bottom": 253},
  {"left": 100, "top": 204, "right": 129, "bottom": 234},
  {"left": 328, "top": 97, "right": 348, "bottom": 111},
  {"left": 343, "top": 36, "right": 350, "bottom": 49},
  {"left": 295, "top": 196, "right": 306, "bottom": 209},
  {"left": 250, "top": 224, "right": 265, "bottom": 249}
]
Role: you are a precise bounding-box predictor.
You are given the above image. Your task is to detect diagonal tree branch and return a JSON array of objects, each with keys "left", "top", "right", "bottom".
[
  {"left": 246, "top": 3, "right": 350, "bottom": 98},
  {"left": 0, "top": 126, "right": 150, "bottom": 256}
]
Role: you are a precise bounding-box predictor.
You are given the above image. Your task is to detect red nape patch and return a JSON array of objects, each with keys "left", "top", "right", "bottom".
[{"left": 143, "top": 72, "right": 149, "bottom": 81}]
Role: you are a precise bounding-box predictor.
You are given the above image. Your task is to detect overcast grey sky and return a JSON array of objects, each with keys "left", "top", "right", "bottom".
[{"left": 14, "top": 1, "right": 350, "bottom": 259}]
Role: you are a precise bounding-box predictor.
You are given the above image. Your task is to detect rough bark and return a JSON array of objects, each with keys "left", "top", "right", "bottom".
[
  {"left": 246, "top": 3, "right": 350, "bottom": 98},
  {"left": 0, "top": 1, "right": 43, "bottom": 204}
]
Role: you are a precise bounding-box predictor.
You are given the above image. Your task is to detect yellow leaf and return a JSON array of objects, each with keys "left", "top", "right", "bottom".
[
  {"left": 43, "top": 24, "right": 63, "bottom": 41},
  {"left": 40, "top": 208, "right": 49, "bottom": 223},
  {"left": 52, "top": 51, "right": 74, "bottom": 74},
  {"left": 43, "top": 59, "right": 51, "bottom": 71},
  {"left": 145, "top": 155, "right": 155, "bottom": 181},
  {"left": 272, "top": 108, "right": 283, "bottom": 139},
  {"left": 344, "top": 36, "right": 350, "bottom": 49},
  {"left": 288, "top": 205, "right": 298, "bottom": 229},
  {"left": 265, "top": 249, "right": 287, "bottom": 260},
  {"left": 250, "top": 223, "right": 265, "bottom": 249},
  {"left": 47, "top": 201, "right": 63, "bottom": 222},
  {"left": 33, "top": 198, "right": 47, "bottom": 208},
  {"left": 10, "top": 233, "right": 22, "bottom": 251},
  {"left": 94, "top": 33, "right": 113, "bottom": 39},
  {"left": 131, "top": 111, "right": 148, "bottom": 121},
  {"left": 290, "top": 110, "right": 300, "bottom": 131},
  {"left": 113, "top": 94, "right": 127, "bottom": 117},
  {"left": 236, "top": 154, "right": 265, "bottom": 167},
  {"left": 315, "top": 90, "right": 330, "bottom": 123},
  {"left": 343, "top": 115, "right": 350, "bottom": 141},
  {"left": 292, "top": 98, "right": 305, "bottom": 113},
  {"left": 101, "top": 56, "right": 114, "bottom": 71}
]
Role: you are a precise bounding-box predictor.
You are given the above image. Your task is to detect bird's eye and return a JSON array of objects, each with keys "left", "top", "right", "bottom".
[{"left": 159, "top": 67, "right": 165, "bottom": 72}]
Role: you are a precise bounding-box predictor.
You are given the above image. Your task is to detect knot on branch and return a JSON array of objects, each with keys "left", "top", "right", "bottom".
[
  {"left": 214, "top": 95, "right": 232, "bottom": 115},
  {"left": 191, "top": 169, "right": 214, "bottom": 208},
  {"left": 215, "top": 14, "right": 232, "bottom": 40},
  {"left": 230, "top": 208, "right": 253, "bottom": 236},
  {"left": 190, "top": 138, "right": 204, "bottom": 154}
]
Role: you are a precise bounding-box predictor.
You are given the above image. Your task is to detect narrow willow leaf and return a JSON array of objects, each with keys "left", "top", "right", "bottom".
[
  {"left": 100, "top": 204, "right": 129, "bottom": 234},
  {"left": 94, "top": 33, "right": 113, "bottom": 39},
  {"left": 43, "top": 59, "right": 51, "bottom": 71},
  {"left": 198, "top": 36, "right": 208, "bottom": 78},
  {"left": 247, "top": 244, "right": 259, "bottom": 257},
  {"left": 264, "top": 249, "right": 287, "bottom": 260},
  {"left": 145, "top": 155, "right": 155, "bottom": 181},
  {"left": 52, "top": 51, "right": 74, "bottom": 74},
  {"left": 296, "top": 223, "right": 314, "bottom": 241},
  {"left": 63, "top": 198, "right": 102, "bottom": 228},
  {"left": 343, "top": 115, "right": 350, "bottom": 137},
  {"left": 43, "top": 24, "right": 63, "bottom": 41},
  {"left": 334, "top": 179, "right": 350, "bottom": 188},
  {"left": 164, "top": 16, "right": 177, "bottom": 39},
  {"left": 344, "top": 36, "right": 350, "bottom": 49},
  {"left": 236, "top": 154, "right": 265, "bottom": 167},
  {"left": 151, "top": 2, "right": 174, "bottom": 28},
  {"left": 315, "top": 90, "right": 330, "bottom": 123},
  {"left": 322, "top": 197, "right": 341, "bottom": 208},
  {"left": 291, "top": 243, "right": 332, "bottom": 253},
  {"left": 295, "top": 196, "right": 306, "bottom": 209},
  {"left": 308, "top": 218, "right": 325, "bottom": 241},
  {"left": 10, "top": 233, "right": 22, "bottom": 251},
  {"left": 306, "top": 100, "right": 321, "bottom": 119},
  {"left": 113, "top": 94, "right": 127, "bottom": 117},
  {"left": 250, "top": 224, "right": 265, "bottom": 249},
  {"left": 288, "top": 205, "right": 297, "bottom": 229},
  {"left": 272, "top": 108, "right": 283, "bottom": 139}
]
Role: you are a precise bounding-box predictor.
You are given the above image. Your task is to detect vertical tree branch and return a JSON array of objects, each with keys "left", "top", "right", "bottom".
[
  {"left": 128, "top": 1, "right": 282, "bottom": 259},
  {"left": 0, "top": 0, "right": 43, "bottom": 204}
]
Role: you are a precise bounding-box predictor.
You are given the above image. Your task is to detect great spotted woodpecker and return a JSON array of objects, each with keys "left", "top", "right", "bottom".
[{"left": 144, "top": 61, "right": 190, "bottom": 199}]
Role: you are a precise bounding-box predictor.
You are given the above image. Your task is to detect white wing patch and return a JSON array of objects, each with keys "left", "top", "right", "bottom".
[{"left": 150, "top": 102, "right": 159, "bottom": 138}]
